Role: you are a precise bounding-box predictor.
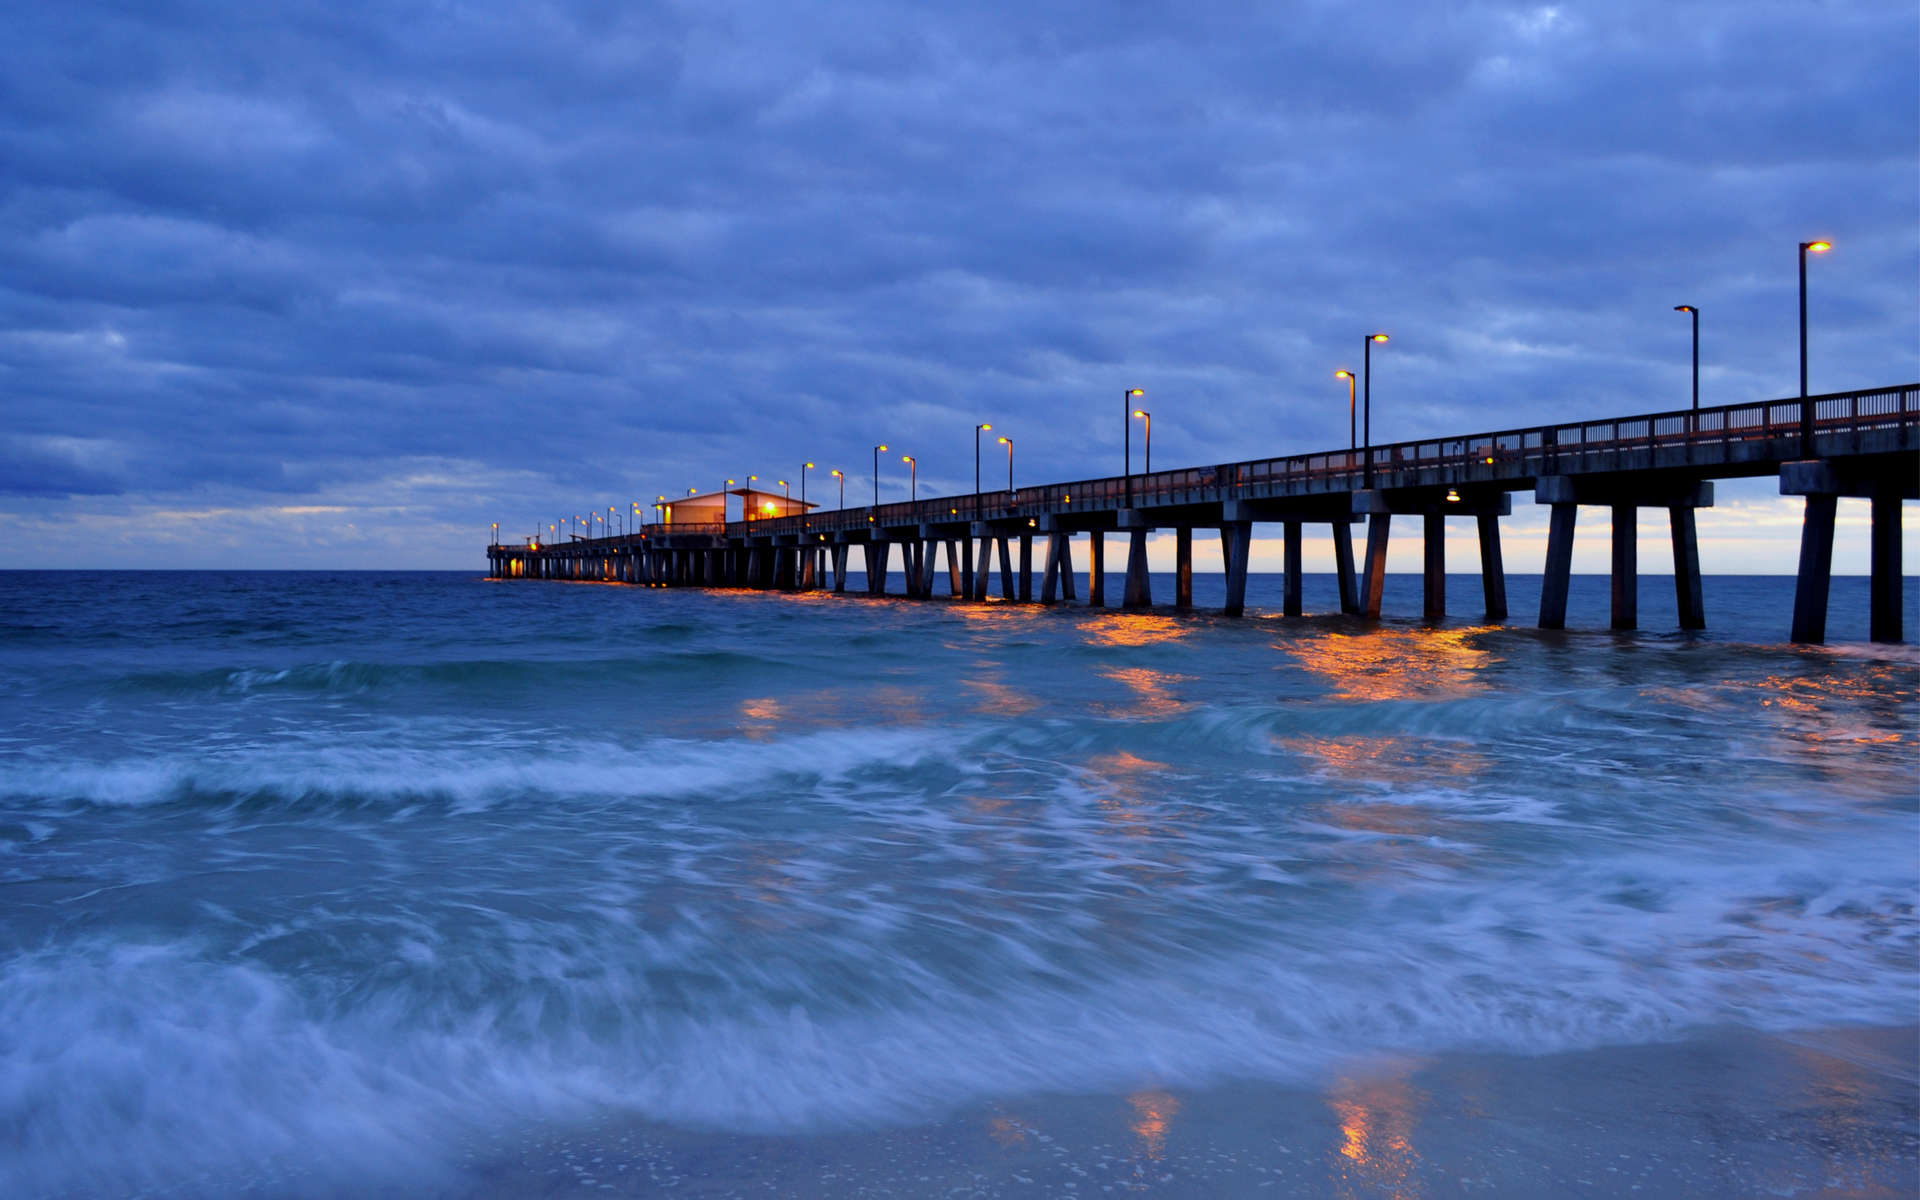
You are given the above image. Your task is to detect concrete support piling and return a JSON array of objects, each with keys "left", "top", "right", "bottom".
[
  {"left": 1223, "top": 522, "right": 1252, "bottom": 617},
  {"left": 1123, "top": 528, "right": 1152, "bottom": 608},
  {"left": 1361, "top": 514, "right": 1390, "bottom": 620},
  {"left": 1476, "top": 514, "right": 1508, "bottom": 621},
  {"left": 1041, "top": 534, "right": 1062, "bottom": 603},
  {"left": 1019, "top": 535, "right": 1034, "bottom": 602},
  {"left": 998, "top": 538, "right": 1015, "bottom": 600},
  {"left": 1175, "top": 527, "right": 1193, "bottom": 608},
  {"left": 1610, "top": 504, "right": 1637, "bottom": 630},
  {"left": 1669, "top": 508, "right": 1704, "bottom": 630},
  {"left": 1423, "top": 513, "right": 1445, "bottom": 619},
  {"left": 1087, "top": 532, "right": 1106, "bottom": 607},
  {"left": 1790, "top": 494, "right": 1839, "bottom": 645},
  {"left": 1871, "top": 488, "right": 1903, "bottom": 643},
  {"left": 1283, "top": 521, "right": 1303, "bottom": 617},
  {"left": 1539, "top": 503, "right": 1577, "bottom": 630},
  {"left": 1332, "top": 521, "right": 1359, "bottom": 615}
]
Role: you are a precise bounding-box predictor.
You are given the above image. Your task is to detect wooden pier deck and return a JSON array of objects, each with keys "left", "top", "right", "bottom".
[{"left": 490, "top": 383, "right": 1918, "bottom": 644}]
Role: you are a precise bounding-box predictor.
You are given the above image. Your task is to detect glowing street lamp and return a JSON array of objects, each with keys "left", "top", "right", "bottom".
[
  {"left": 1799, "top": 240, "right": 1831, "bottom": 455},
  {"left": 872, "top": 445, "right": 888, "bottom": 507},
  {"left": 801, "top": 463, "right": 813, "bottom": 508},
  {"left": 1132, "top": 410, "right": 1151, "bottom": 475},
  {"left": 1123, "top": 389, "right": 1144, "bottom": 505},
  {"left": 1363, "top": 334, "right": 1388, "bottom": 488},
  {"left": 1673, "top": 307, "right": 1699, "bottom": 411},
  {"left": 1335, "top": 371, "right": 1356, "bottom": 450},
  {"left": 903, "top": 455, "right": 917, "bottom": 503},
  {"left": 974, "top": 423, "right": 992, "bottom": 517},
  {"left": 997, "top": 436, "right": 1013, "bottom": 497},
  {"left": 831, "top": 469, "right": 845, "bottom": 508}
]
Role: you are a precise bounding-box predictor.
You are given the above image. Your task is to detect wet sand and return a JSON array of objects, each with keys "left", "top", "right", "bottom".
[{"left": 453, "top": 1025, "right": 1917, "bottom": 1199}]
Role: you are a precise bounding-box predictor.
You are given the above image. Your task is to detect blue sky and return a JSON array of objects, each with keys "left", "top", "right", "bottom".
[{"left": 1, "top": 0, "right": 1913, "bottom": 569}]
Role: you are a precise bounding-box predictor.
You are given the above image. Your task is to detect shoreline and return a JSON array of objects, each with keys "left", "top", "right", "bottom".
[{"left": 452, "top": 1023, "right": 1919, "bottom": 1199}]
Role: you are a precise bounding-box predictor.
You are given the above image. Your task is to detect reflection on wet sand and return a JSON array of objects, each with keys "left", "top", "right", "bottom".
[
  {"left": 1329, "top": 1068, "right": 1428, "bottom": 1199},
  {"left": 1287, "top": 629, "right": 1493, "bottom": 702},
  {"left": 1127, "top": 1089, "right": 1180, "bottom": 1159}
]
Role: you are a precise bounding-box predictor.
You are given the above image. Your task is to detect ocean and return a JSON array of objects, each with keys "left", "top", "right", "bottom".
[{"left": 1, "top": 569, "right": 1914, "bottom": 1199}]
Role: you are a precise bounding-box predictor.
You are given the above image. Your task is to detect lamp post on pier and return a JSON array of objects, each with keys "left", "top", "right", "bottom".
[
  {"left": 1132, "top": 409, "right": 1151, "bottom": 475},
  {"left": 997, "top": 436, "right": 1013, "bottom": 498},
  {"left": 1673, "top": 306, "right": 1699, "bottom": 410},
  {"left": 1123, "top": 389, "right": 1144, "bottom": 505},
  {"left": 903, "top": 455, "right": 917, "bottom": 503},
  {"left": 801, "top": 463, "right": 812, "bottom": 508},
  {"left": 1362, "top": 334, "right": 1388, "bottom": 488},
  {"left": 831, "top": 469, "right": 845, "bottom": 508},
  {"left": 1799, "top": 240, "right": 1830, "bottom": 456},
  {"left": 873, "top": 445, "right": 888, "bottom": 507},
  {"left": 1335, "top": 371, "right": 1356, "bottom": 450},
  {"left": 974, "top": 423, "right": 992, "bottom": 518}
]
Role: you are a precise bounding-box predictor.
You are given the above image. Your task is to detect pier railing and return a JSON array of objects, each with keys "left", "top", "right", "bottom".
[{"left": 603, "top": 383, "right": 1914, "bottom": 543}]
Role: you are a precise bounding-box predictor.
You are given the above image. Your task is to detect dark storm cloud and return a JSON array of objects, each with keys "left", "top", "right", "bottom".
[{"left": 0, "top": 0, "right": 1912, "bottom": 540}]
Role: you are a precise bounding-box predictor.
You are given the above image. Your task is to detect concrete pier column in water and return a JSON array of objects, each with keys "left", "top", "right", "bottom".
[
  {"left": 1871, "top": 486, "right": 1904, "bottom": 643},
  {"left": 1477, "top": 514, "right": 1508, "bottom": 621},
  {"left": 1283, "top": 521, "right": 1303, "bottom": 616},
  {"left": 1539, "top": 504, "right": 1577, "bottom": 630},
  {"left": 1610, "top": 504, "right": 1638, "bottom": 630},
  {"left": 1175, "top": 527, "right": 1193, "bottom": 608},
  {"left": 1360, "top": 514, "right": 1390, "bottom": 620},
  {"left": 1669, "top": 508, "right": 1705, "bottom": 630},
  {"left": 1123, "top": 528, "right": 1152, "bottom": 608},
  {"left": 1222, "top": 522, "right": 1252, "bottom": 617},
  {"left": 1086, "top": 532, "right": 1105, "bottom": 607},
  {"left": 1423, "top": 512, "right": 1445, "bottom": 619},
  {"left": 1332, "top": 521, "right": 1359, "bottom": 615}
]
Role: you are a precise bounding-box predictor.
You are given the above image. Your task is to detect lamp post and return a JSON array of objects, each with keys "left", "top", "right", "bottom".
[
  {"left": 1335, "top": 371, "right": 1356, "bottom": 451},
  {"left": 1363, "top": 334, "right": 1388, "bottom": 488},
  {"left": 780, "top": 479, "right": 790, "bottom": 512},
  {"left": 1799, "top": 240, "right": 1831, "bottom": 456},
  {"left": 873, "top": 445, "right": 888, "bottom": 507},
  {"left": 974, "top": 423, "right": 992, "bottom": 518},
  {"left": 491, "top": 522, "right": 498, "bottom": 547},
  {"left": 801, "top": 463, "right": 812, "bottom": 508},
  {"left": 903, "top": 455, "right": 917, "bottom": 503},
  {"left": 1673, "top": 306, "right": 1699, "bottom": 410},
  {"left": 724, "top": 480, "right": 736, "bottom": 523},
  {"left": 831, "top": 469, "right": 845, "bottom": 508},
  {"left": 1123, "top": 389, "right": 1144, "bottom": 505},
  {"left": 1132, "top": 409, "right": 1151, "bottom": 474},
  {"left": 997, "top": 436, "right": 1013, "bottom": 497}
]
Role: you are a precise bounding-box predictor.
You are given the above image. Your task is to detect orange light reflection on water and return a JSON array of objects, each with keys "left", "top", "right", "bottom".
[
  {"left": 1084, "top": 614, "right": 1188, "bottom": 647},
  {"left": 963, "top": 678, "right": 1042, "bottom": 716},
  {"left": 1287, "top": 629, "right": 1492, "bottom": 703},
  {"left": 1096, "top": 666, "right": 1188, "bottom": 716}
]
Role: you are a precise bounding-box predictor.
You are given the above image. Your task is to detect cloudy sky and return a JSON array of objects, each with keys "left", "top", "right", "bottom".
[{"left": 1, "top": 0, "right": 1913, "bottom": 570}]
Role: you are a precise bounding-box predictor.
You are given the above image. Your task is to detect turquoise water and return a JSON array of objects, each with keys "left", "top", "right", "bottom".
[{"left": 0, "top": 570, "right": 1913, "bottom": 1197}]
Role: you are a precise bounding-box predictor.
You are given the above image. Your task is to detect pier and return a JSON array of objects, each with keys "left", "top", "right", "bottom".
[{"left": 489, "top": 383, "right": 1917, "bottom": 644}]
